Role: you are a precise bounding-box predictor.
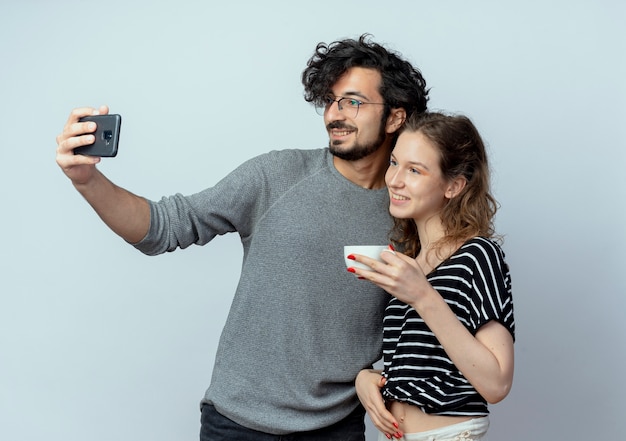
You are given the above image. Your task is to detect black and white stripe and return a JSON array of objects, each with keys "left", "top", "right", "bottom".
[{"left": 381, "top": 237, "right": 515, "bottom": 416}]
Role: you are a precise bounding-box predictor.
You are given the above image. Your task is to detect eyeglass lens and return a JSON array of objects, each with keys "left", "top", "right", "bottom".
[{"left": 315, "top": 97, "right": 360, "bottom": 118}]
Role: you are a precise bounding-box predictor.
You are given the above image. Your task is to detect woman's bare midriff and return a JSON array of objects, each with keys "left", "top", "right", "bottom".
[{"left": 389, "top": 401, "right": 480, "bottom": 434}]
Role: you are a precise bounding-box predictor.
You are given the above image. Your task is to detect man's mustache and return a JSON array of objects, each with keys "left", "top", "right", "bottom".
[{"left": 326, "top": 121, "right": 356, "bottom": 131}]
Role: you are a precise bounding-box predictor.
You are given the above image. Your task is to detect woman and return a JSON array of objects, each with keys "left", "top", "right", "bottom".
[{"left": 348, "top": 112, "right": 515, "bottom": 441}]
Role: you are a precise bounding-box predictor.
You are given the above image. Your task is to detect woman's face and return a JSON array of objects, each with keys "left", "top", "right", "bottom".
[{"left": 385, "top": 130, "right": 450, "bottom": 222}]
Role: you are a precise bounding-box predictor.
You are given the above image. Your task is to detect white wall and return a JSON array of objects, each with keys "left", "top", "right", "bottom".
[{"left": 1, "top": 1, "right": 624, "bottom": 439}]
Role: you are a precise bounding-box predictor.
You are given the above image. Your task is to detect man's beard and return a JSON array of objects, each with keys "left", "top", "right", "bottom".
[{"left": 327, "top": 121, "right": 387, "bottom": 161}]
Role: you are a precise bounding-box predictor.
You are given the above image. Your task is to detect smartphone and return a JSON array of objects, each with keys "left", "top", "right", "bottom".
[{"left": 74, "top": 114, "right": 122, "bottom": 157}]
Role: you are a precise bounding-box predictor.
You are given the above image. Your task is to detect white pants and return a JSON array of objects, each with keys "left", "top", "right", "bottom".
[{"left": 377, "top": 416, "right": 489, "bottom": 441}]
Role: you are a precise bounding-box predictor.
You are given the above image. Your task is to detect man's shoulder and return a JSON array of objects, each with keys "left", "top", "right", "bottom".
[
  {"left": 258, "top": 147, "right": 328, "bottom": 162},
  {"left": 245, "top": 148, "right": 329, "bottom": 173}
]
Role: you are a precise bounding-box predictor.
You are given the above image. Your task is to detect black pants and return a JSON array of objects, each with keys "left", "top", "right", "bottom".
[{"left": 200, "top": 404, "right": 366, "bottom": 441}]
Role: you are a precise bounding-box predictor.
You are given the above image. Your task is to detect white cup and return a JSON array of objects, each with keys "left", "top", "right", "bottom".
[{"left": 344, "top": 245, "right": 390, "bottom": 271}]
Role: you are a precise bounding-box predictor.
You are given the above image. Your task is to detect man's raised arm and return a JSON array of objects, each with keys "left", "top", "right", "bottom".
[{"left": 56, "top": 106, "right": 150, "bottom": 244}]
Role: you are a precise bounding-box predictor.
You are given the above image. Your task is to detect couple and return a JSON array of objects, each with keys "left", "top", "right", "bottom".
[{"left": 56, "top": 34, "right": 514, "bottom": 441}]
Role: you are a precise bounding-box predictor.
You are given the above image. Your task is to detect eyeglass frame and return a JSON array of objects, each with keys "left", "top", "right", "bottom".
[{"left": 315, "top": 95, "right": 386, "bottom": 118}]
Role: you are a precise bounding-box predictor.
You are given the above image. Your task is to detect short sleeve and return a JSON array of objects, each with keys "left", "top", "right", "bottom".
[{"left": 461, "top": 238, "right": 515, "bottom": 340}]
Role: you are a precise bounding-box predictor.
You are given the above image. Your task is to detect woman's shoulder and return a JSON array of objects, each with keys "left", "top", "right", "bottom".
[
  {"left": 461, "top": 236, "right": 504, "bottom": 254},
  {"left": 454, "top": 236, "right": 507, "bottom": 267}
]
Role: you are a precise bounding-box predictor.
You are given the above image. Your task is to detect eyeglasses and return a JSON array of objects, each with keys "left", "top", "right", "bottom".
[{"left": 315, "top": 96, "right": 385, "bottom": 118}]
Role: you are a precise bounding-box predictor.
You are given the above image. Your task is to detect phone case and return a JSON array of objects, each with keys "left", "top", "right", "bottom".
[{"left": 74, "top": 114, "right": 122, "bottom": 157}]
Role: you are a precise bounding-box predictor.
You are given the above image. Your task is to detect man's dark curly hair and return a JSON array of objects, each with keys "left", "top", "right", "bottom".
[{"left": 302, "top": 34, "right": 429, "bottom": 119}]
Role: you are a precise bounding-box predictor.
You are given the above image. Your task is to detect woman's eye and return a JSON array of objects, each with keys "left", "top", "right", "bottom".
[{"left": 389, "top": 159, "right": 397, "bottom": 166}]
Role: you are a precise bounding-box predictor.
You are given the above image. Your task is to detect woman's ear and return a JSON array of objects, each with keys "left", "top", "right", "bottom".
[
  {"left": 386, "top": 108, "right": 406, "bottom": 134},
  {"left": 445, "top": 176, "right": 467, "bottom": 199}
]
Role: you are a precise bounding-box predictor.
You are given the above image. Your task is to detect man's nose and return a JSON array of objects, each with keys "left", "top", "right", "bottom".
[{"left": 325, "top": 100, "right": 346, "bottom": 120}]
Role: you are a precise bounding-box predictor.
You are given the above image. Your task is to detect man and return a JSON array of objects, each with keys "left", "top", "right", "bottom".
[{"left": 56, "top": 34, "right": 428, "bottom": 441}]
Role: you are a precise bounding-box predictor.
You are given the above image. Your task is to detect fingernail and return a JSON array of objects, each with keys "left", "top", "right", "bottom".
[
  {"left": 395, "top": 432, "right": 403, "bottom": 438},
  {"left": 347, "top": 267, "right": 356, "bottom": 273},
  {"left": 347, "top": 254, "right": 356, "bottom": 260},
  {"left": 393, "top": 422, "right": 399, "bottom": 429},
  {"left": 357, "top": 276, "right": 365, "bottom": 280},
  {"left": 389, "top": 244, "right": 395, "bottom": 251},
  {"left": 385, "top": 434, "right": 391, "bottom": 440}
]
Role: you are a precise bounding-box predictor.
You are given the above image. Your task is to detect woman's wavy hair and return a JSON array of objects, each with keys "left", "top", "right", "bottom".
[
  {"left": 302, "top": 34, "right": 429, "bottom": 120},
  {"left": 390, "top": 112, "right": 499, "bottom": 258}
]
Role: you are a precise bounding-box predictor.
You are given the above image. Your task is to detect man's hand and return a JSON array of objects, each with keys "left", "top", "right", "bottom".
[{"left": 56, "top": 105, "right": 109, "bottom": 186}]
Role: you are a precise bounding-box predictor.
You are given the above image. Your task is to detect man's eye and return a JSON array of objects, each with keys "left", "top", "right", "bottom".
[{"left": 346, "top": 99, "right": 360, "bottom": 107}]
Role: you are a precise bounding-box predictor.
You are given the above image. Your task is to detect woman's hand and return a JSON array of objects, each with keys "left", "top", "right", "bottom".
[
  {"left": 355, "top": 369, "right": 401, "bottom": 439},
  {"left": 347, "top": 250, "right": 430, "bottom": 306}
]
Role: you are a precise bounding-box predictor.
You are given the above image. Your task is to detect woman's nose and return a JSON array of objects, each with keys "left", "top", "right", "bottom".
[{"left": 386, "top": 168, "right": 402, "bottom": 187}]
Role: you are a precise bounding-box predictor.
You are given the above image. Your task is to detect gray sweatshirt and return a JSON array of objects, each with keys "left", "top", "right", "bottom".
[{"left": 134, "top": 148, "right": 392, "bottom": 434}]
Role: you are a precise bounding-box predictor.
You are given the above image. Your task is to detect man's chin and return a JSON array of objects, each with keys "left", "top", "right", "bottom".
[
  {"left": 329, "top": 146, "right": 357, "bottom": 161},
  {"left": 329, "top": 143, "right": 348, "bottom": 155},
  {"left": 329, "top": 144, "right": 379, "bottom": 161}
]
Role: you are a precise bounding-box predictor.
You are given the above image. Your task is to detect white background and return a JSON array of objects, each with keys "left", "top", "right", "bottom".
[{"left": 1, "top": 1, "right": 624, "bottom": 440}]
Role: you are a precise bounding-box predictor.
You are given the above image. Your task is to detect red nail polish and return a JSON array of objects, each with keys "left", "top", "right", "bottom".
[
  {"left": 385, "top": 434, "right": 391, "bottom": 440},
  {"left": 393, "top": 422, "right": 399, "bottom": 429},
  {"left": 388, "top": 244, "right": 395, "bottom": 251},
  {"left": 347, "top": 267, "right": 356, "bottom": 273},
  {"left": 347, "top": 254, "right": 356, "bottom": 260}
]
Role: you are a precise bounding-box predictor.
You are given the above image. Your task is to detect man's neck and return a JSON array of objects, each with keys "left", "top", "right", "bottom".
[{"left": 332, "top": 146, "right": 392, "bottom": 190}]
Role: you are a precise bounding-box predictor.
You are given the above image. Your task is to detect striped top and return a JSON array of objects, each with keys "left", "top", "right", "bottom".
[{"left": 381, "top": 237, "right": 515, "bottom": 416}]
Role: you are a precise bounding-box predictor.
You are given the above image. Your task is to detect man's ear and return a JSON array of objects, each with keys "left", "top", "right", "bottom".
[
  {"left": 386, "top": 108, "right": 406, "bottom": 134},
  {"left": 445, "top": 176, "right": 467, "bottom": 199}
]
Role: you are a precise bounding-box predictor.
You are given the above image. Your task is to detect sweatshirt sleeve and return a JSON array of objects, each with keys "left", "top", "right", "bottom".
[{"left": 133, "top": 153, "right": 272, "bottom": 256}]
